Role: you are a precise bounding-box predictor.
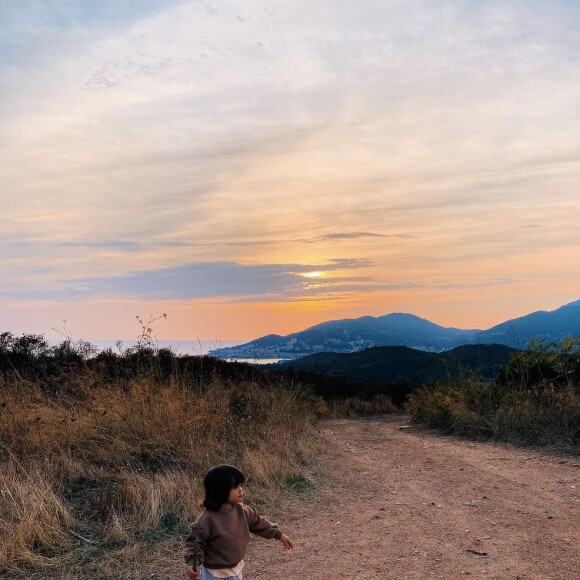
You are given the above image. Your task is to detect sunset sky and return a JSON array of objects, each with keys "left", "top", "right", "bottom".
[{"left": 2, "top": 0, "right": 580, "bottom": 342}]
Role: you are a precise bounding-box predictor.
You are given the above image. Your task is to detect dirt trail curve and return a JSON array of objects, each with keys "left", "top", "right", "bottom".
[{"left": 246, "top": 414, "right": 579, "bottom": 580}]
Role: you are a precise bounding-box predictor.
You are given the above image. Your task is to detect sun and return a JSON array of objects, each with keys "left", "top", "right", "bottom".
[{"left": 302, "top": 271, "right": 323, "bottom": 278}]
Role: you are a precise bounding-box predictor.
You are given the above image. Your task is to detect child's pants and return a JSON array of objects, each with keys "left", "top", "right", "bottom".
[{"left": 200, "top": 564, "right": 242, "bottom": 580}]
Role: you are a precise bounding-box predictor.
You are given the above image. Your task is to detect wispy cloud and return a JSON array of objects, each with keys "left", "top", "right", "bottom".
[
  {"left": 433, "top": 278, "right": 514, "bottom": 291},
  {"left": 314, "top": 232, "right": 416, "bottom": 241}
]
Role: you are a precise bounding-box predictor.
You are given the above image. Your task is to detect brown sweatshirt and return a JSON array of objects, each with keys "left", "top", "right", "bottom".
[{"left": 184, "top": 503, "right": 283, "bottom": 569}]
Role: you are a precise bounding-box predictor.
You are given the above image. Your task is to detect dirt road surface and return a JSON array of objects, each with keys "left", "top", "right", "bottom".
[{"left": 243, "top": 414, "right": 580, "bottom": 580}]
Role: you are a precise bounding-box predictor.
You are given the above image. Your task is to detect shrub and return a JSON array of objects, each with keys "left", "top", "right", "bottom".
[
  {"left": 408, "top": 339, "right": 580, "bottom": 449},
  {"left": 407, "top": 385, "right": 480, "bottom": 434},
  {"left": 497, "top": 337, "right": 580, "bottom": 389},
  {"left": 494, "top": 385, "right": 580, "bottom": 446}
]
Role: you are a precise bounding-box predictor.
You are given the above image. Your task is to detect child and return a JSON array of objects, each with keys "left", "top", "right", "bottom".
[{"left": 185, "top": 464, "right": 294, "bottom": 579}]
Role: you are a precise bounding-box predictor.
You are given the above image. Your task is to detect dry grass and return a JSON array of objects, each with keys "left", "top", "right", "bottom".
[
  {"left": 0, "top": 375, "right": 325, "bottom": 576},
  {"left": 407, "top": 341, "right": 580, "bottom": 448},
  {"left": 0, "top": 339, "right": 401, "bottom": 578},
  {"left": 325, "top": 395, "right": 399, "bottom": 417},
  {"left": 407, "top": 381, "right": 580, "bottom": 448},
  {"left": 492, "top": 384, "right": 580, "bottom": 446},
  {"left": 0, "top": 459, "right": 76, "bottom": 571}
]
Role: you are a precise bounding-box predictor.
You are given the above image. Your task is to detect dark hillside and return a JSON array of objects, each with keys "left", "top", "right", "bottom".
[
  {"left": 280, "top": 344, "right": 517, "bottom": 386},
  {"left": 439, "top": 344, "right": 519, "bottom": 379}
]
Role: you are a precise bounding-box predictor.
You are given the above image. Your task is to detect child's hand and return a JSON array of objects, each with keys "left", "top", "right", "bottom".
[
  {"left": 280, "top": 533, "right": 294, "bottom": 550},
  {"left": 186, "top": 565, "right": 200, "bottom": 579}
]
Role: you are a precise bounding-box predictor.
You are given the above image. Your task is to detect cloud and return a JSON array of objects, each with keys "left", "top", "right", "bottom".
[
  {"left": 58, "top": 240, "right": 143, "bottom": 251},
  {"left": 34, "top": 259, "right": 373, "bottom": 301},
  {"left": 228, "top": 277, "right": 515, "bottom": 303},
  {"left": 5, "top": 259, "right": 510, "bottom": 304},
  {"left": 9, "top": 239, "right": 182, "bottom": 252},
  {"left": 317, "top": 258, "right": 371, "bottom": 270},
  {"left": 315, "top": 232, "right": 416, "bottom": 241},
  {"left": 433, "top": 278, "right": 514, "bottom": 290}
]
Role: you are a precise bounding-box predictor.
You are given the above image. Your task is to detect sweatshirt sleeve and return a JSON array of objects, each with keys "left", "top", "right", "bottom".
[
  {"left": 243, "top": 504, "right": 283, "bottom": 540},
  {"left": 184, "top": 521, "right": 207, "bottom": 568}
]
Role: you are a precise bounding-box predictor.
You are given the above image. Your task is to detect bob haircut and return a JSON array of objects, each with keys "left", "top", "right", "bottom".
[{"left": 203, "top": 465, "right": 246, "bottom": 511}]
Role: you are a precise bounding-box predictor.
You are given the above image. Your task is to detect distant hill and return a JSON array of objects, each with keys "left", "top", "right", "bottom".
[
  {"left": 278, "top": 344, "right": 517, "bottom": 386},
  {"left": 210, "top": 313, "right": 478, "bottom": 359},
  {"left": 476, "top": 299, "right": 580, "bottom": 348},
  {"left": 209, "top": 299, "right": 580, "bottom": 359}
]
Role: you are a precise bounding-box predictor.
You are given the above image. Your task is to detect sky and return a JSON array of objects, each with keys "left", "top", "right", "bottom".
[{"left": 1, "top": 0, "right": 580, "bottom": 342}]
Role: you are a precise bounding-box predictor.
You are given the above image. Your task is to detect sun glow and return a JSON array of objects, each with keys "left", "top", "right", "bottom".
[{"left": 303, "top": 271, "right": 323, "bottom": 278}]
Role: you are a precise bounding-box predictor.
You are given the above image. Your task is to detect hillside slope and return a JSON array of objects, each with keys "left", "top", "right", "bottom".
[
  {"left": 281, "top": 344, "right": 516, "bottom": 385},
  {"left": 478, "top": 298, "right": 580, "bottom": 347}
]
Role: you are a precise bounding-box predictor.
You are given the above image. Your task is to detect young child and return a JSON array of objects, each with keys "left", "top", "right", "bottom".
[{"left": 185, "top": 464, "right": 294, "bottom": 579}]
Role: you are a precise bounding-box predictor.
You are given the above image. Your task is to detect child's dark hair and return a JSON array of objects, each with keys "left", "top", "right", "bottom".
[{"left": 203, "top": 464, "right": 246, "bottom": 511}]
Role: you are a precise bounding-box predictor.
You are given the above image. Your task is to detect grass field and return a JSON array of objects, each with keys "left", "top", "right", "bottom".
[{"left": 0, "top": 334, "right": 395, "bottom": 576}]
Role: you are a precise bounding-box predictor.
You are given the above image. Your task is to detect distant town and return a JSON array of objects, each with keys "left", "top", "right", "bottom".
[{"left": 208, "top": 336, "right": 442, "bottom": 360}]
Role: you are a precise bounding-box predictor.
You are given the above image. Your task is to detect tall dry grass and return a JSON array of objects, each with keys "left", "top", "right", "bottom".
[
  {"left": 324, "top": 395, "right": 399, "bottom": 417},
  {"left": 0, "top": 373, "right": 324, "bottom": 576},
  {"left": 0, "top": 459, "right": 76, "bottom": 570},
  {"left": 407, "top": 380, "right": 580, "bottom": 447}
]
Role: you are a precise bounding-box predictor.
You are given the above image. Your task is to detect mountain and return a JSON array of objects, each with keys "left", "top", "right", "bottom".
[
  {"left": 476, "top": 299, "right": 580, "bottom": 348},
  {"left": 208, "top": 299, "right": 580, "bottom": 359},
  {"left": 209, "top": 313, "right": 479, "bottom": 359}
]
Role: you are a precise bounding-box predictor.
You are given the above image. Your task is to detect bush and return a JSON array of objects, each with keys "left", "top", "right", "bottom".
[
  {"left": 497, "top": 337, "right": 580, "bottom": 389},
  {"left": 494, "top": 385, "right": 580, "bottom": 446},
  {"left": 407, "top": 385, "right": 481, "bottom": 434},
  {"left": 407, "top": 339, "right": 580, "bottom": 449}
]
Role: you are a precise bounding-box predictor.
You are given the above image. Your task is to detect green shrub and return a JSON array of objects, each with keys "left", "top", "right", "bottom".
[
  {"left": 497, "top": 337, "right": 580, "bottom": 389},
  {"left": 408, "top": 339, "right": 580, "bottom": 450},
  {"left": 407, "top": 385, "right": 480, "bottom": 434}
]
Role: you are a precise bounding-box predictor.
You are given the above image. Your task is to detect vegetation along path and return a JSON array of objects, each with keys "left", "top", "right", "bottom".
[{"left": 245, "top": 414, "right": 580, "bottom": 580}]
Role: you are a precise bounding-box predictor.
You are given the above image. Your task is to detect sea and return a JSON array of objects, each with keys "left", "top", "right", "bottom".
[{"left": 86, "top": 339, "right": 285, "bottom": 365}]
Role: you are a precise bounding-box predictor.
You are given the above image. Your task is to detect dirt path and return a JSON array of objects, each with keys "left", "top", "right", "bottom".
[{"left": 243, "top": 414, "right": 580, "bottom": 580}]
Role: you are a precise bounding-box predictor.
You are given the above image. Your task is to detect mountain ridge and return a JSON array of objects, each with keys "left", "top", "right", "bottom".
[{"left": 209, "top": 299, "right": 580, "bottom": 359}]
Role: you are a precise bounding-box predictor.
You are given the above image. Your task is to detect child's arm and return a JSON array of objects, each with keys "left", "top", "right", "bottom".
[
  {"left": 184, "top": 522, "right": 207, "bottom": 570},
  {"left": 243, "top": 504, "right": 283, "bottom": 540},
  {"left": 244, "top": 505, "right": 294, "bottom": 550},
  {"left": 244, "top": 504, "right": 282, "bottom": 539}
]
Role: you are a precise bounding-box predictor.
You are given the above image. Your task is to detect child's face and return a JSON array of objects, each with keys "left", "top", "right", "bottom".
[{"left": 227, "top": 483, "right": 244, "bottom": 504}]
